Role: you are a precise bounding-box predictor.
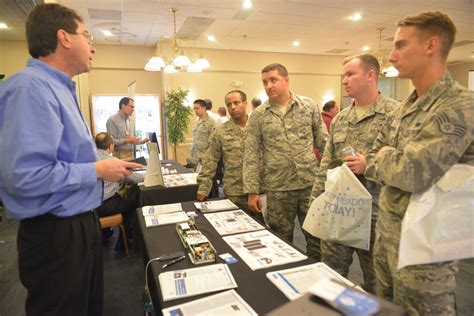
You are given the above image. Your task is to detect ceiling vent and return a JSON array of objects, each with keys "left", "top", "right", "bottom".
[
  {"left": 177, "top": 16, "right": 214, "bottom": 40},
  {"left": 325, "top": 48, "right": 350, "bottom": 54},
  {"left": 88, "top": 8, "right": 121, "bottom": 21},
  {"left": 453, "top": 40, "right": 474, "bottom": 48},
  {"left": 15, "top": 0, "right": 43, "bottom": 15},
  {"left": 233, "top": 9, "right": 254, "bottom": 20}
]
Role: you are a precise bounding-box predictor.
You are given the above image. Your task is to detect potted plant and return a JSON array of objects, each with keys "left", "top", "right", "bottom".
[{"left": 164, "top": 88, "right": 192, "bottom": 160}]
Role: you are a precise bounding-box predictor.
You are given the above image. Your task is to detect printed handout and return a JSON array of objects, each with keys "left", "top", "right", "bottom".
[
  {"left": 162, "top": 290, "right": 257, "bottom": 316},
  {"left": 222, "top": 230, "right": 307, "bottom": 271},
  {"left": 266, "top": 262, "right": 361, "bottom": 301},
  {"left": 158, "top": 263, "right": 237, "bottom": 301},
  {"left": 204, "top": 210, "right": 265, "bottom": 236}
]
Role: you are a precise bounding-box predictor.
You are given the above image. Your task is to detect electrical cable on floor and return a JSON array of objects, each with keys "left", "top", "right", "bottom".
[{"left": 144, "top": 257, "right": 161, "bottom": 315}]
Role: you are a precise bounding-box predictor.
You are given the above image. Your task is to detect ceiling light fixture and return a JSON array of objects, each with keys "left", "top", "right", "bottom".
[
  {"left": 0, "top": 23, "right": 8, "bottom": 29},
  {"left": 292, "top": 40, "right": 300, "bottom": 47},
  {"left": 242, "top": 0, "right": 252, "bottom": 9},
  {"left": 362, "top": 45, "right": 370, "bottom": 51},
  {"left": 376, "top": 27, "right": 398, "bottom": 78},
  {"left": 350, "top": 13, "right": 362, "bottom": 21},
  {"left": 144, "top": 8, "right": 211, "bottom": 73},
  {"left": 102, "top": 30, "right": 113, "bottom": 36}
]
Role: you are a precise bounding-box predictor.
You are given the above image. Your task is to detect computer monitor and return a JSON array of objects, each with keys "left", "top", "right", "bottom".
[
  {"left": 144, "top": 142, "right": 164, "bottom": 187},
  {"left": 148, "top": 132, "right": 160, "bottom": 153}
]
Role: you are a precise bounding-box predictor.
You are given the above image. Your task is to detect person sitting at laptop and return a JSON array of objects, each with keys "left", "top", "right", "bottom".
[{"left": 95, "top": 132, "right": 144, "bottom": 248}]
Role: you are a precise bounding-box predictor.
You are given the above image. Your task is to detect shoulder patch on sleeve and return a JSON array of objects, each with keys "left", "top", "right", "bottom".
[{"left": 435, "top": 112, "right": 466, "bottom": 137}]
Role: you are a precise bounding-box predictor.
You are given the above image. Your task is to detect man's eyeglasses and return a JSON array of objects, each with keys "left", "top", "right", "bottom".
[{"left": 73, "top": 31, "right": 94, "bottom": 45}]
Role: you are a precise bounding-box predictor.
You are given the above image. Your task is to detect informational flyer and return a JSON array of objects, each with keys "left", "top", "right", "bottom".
[
  {"left": 222, "top": 230, "right": 307, "bottom": 271},
  {"left": 158, "top": 264, "right": 238, "bottom": 301},
  {"left": 162, "top": 290, "right": 257, "bottom": 316},
  {"left": 266, "top": 262, "right": 361, "bottom": 301},
  {"left": 194, "top": 199, "right": 239, "bottom": 213},
  {"left": 144, "top": 211, "right": 189, "bottom": 227},
  {"left": 142, "top": 203, "right": 183, "bottom": 216},
  {"left": 204, "top": 210, "right": 265, "bottom": 236},
  {"left": 164, "top": 173, "right": 198, "bottom": 187}
]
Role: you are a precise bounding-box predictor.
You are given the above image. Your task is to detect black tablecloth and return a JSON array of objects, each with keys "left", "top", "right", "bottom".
[
  {"left": 139, "top": 160, "right": 198, "bottom": 206},
  {"left": 137, "top": 201, "right": 315, "bottom": 315}
]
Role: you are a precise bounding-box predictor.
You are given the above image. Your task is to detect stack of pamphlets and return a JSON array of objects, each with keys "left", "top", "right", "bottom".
[
  {"left": 194, "top": 199, "right": 238, "bottom": 213},
  {"left": 142, "top": 202, "right": 188, "bottom": 227}
]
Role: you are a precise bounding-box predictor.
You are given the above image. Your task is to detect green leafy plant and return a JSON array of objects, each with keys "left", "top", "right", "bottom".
[{"left": 164, "top": 88, "right": 192, "bottom": 160}]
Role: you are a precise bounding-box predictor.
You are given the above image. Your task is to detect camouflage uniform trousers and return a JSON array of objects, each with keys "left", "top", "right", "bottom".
[
  {"left": 227, "top": 195, "right": 265, "bottom": 225},
  {"left": 266, "top": 187, "right": 321, "bottom": 261},
  {"left": 374, "top": 219, "right": 458, "bottom": 315},
  {"left": 321, "top": 210, "right": 377, "bottom": 293}
]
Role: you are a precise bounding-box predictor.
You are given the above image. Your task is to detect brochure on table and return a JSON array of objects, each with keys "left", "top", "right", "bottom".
[
  {"left": 194, "top": 199, "right": 239, "bottom": 213},
  {"left": 159, "top": 263, "right": 237, "bottom": 302},
  {"left": 162, "top": 290, "right": 257, "bottom": 316},
  {"left": 142, "top": 203, "right": 183, "bottom": 216},
  {"left": 144, "top": 211, "right": 189, "bottom": 227},
  {"left": 266, "top": 262, "right": 362, "bottom": 301},
  {"left": 222, "top": 230, "right": 307, "bottom": 271},
  {"left": 204, "top": 210, "right": 265, "bottom": 236},
  {"left": 164, "top": 173, "right": 198, "bottom": 187}
]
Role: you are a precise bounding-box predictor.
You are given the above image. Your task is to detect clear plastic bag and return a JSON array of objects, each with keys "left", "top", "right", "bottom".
[{"left": 398, "top": 164, "right": 474, "bottom": 269}]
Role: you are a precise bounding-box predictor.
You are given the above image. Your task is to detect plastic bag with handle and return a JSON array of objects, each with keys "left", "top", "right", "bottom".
[
  {"left": 303, "top": 163, "right": 372, "bottom": 250},
  {"left": 398, "top": 164, "right": 474, "bottom": 269}
]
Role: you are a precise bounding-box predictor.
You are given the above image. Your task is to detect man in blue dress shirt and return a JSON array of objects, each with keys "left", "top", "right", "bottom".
[{"left": 0, "top": 4, "right": 142, "bottom": 315}]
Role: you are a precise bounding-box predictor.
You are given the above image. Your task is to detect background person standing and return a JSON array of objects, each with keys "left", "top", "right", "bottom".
[
  {"left": 243, "top": 63, "right": 327, "bottom": 260},
  {"left": 106, "top": 97, "right": 148, "bottom": 160}
]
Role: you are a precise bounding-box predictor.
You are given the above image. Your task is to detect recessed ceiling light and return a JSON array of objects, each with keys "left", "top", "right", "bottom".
[
  {"left": 292, "top": 41, "right": 300, "bottom": 47},
  {"left": 362, "top": 45, "right": 370, "bottom": 51},
  {"left": 242, "top": 0, "right": 252, "bottom": 9},
  {"left": 207, "top": 35, "right": 216, "bottom": 42},
  {"left": 102, "top": 30, "right": 113, "bottom": 36},
  {"left": 0, "top": 23, "right": 8, "bottom": 29},
  {"left": 350, "top": 13, "right": 362, "bottom": 21}
]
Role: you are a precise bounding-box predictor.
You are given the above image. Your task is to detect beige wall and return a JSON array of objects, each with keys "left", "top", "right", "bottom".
[
  {"left": 163, "top": 48, "right": 345, "bottom": 161},
  {"left": 11, "top": 39, "right": 472, "bottom": 162},
  {"left": 448, "top": 62, "right": 474, "bottom": 89},
  {"left": 0, "top": 40, "right": 30, "bottom": 77}
]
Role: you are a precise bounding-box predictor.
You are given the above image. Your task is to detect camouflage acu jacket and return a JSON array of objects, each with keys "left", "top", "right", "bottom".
[
  {"left": 189, "top": 114, "right": 215, "bottom": 165},
  {"left": 243, "top": 93, "right": 327, "bottom": 192},
  {"left": 366, "top": 73, "right": 474, "bottom": 236},
  {"left": 312, "top": 93, "right": 399, "bottom": 200},
  {"left": 197, "top": 118, "right": 248, "bottom": 197}
]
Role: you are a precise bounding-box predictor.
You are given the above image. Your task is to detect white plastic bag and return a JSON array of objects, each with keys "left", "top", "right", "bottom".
[
  {"left": 303, "top": 163, "right": 372, "bottom": 250},
  {"left": 398, "top": 164, "right": 474, "bottom": 269}
]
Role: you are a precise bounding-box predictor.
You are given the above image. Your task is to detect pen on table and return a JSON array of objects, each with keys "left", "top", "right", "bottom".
[{"left": 162, "top": 255, "right": 186, "bottom": 269}]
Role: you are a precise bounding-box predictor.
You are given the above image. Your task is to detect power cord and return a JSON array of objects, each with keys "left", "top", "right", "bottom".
[{"left": 144, "top": 257, "right": 161, "bottom": 315}]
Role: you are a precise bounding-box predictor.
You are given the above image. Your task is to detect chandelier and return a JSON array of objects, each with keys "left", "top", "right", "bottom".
[
  {"left": 144, "top": 8, "right": 211, "bottom": 73},
  {"left": 376, "top": 27, "right": 398, "bottom": 78}
]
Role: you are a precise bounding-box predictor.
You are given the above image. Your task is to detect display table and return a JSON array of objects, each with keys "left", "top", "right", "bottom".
[
  {"left": 137, "top": 201, "right": 314, "bottom": 315},
  {"left": 139, "top": 160, "right": 198, "bottom": 206}
]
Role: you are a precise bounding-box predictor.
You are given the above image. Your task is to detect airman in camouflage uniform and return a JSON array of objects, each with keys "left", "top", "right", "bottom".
[
  {"left": 311, "top": 54, "right": 398, "bottom": 293},
  {"left": 360, "top": 12, "right": 474, "bottom": 315},
  {"left": 243, "top": 63, "right": 327, "bottom": 260},
  {"left": 187, "top": 99, "right": 215, "bottom": 167},
  {"left": 197, "top": 90, "right": 263, "bottom": 222}
]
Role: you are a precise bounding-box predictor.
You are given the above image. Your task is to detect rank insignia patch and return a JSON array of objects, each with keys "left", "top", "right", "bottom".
[{"left": 435, "top": 113, "right": 466, "bottom": 137}]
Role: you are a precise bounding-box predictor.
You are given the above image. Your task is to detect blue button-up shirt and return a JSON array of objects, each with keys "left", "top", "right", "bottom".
[{"left": 0, "top": 58, "right": 103, "bottom": 219}]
